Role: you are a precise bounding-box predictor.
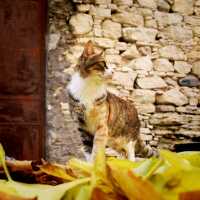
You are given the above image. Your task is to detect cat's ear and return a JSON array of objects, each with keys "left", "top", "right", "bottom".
[
  {"left": 85, "top": 50, "right": 104, "bottom": 67},
  {"left": 82, "top": 40, "right": 95, "bottom": 57}
]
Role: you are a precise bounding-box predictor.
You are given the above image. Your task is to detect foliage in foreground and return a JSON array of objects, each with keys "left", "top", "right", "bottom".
[{"left": 0, "top": 144, "right": 200, "bottom": 200}]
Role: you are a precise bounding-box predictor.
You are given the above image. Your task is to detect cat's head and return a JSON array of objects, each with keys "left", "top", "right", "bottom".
[{"left": 76, "top": 41, "right": 108, "bottom": 78}]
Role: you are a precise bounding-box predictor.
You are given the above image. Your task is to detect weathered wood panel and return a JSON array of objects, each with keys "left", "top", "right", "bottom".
[{"left": 0, "top": 0, "right": 47, "bottom": 160}]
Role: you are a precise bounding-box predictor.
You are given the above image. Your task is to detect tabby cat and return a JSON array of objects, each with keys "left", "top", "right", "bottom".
[{"left": 67, "top": 41, "right": 154, "bottom": 161}]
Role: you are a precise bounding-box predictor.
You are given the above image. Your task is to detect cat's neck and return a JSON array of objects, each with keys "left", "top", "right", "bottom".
[{"left": 67, "top": 72, "right": 107, "bottom": 108}]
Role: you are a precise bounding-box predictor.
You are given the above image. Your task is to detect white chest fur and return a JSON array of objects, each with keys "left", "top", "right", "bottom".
[{"left": 67, "top": 72, "right": 106, "bottom": 108}]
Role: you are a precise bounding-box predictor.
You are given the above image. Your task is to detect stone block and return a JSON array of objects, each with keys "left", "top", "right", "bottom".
[
  {"left": 156, "top": 89, "right": 188, "bottom": 106},
  {"left": 136, "top": 76, "right": 167, "bottom": 89},
  {"left": 69, "top": 14, "right": 93, "bottom": 35}
]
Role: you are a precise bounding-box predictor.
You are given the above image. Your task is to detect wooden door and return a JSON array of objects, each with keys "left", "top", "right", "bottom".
[{"left": 0, "top": 0, "right": 47, "bottom": 160}]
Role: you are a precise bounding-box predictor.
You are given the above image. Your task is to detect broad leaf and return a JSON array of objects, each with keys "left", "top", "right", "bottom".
[
  {"left": 0, "top": 178, "right": 90, "bottom": 200},
  {"left": 0, "top": 191, "right": 36, "bottom": 200},
  {"left": 39, "top": 163, "right": 75, "bottom": 181},
  {"left": 67, "top": 158, "right": 92, "bottom": 178},
  {"left": 133, "top": 157, "right": 162, "bottom": 179},
  {"left": 108, "top": 162, "right": 163, "bottom": 200},
  {"left": 177, "top": 152, "right": 200, "bottom": 168},
  {"left": 0, "top": 144, "right": 12, "bottom": 181}
]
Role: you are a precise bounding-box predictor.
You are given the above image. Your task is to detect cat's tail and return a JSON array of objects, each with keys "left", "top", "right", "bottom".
[{"left": 136, "top": 136, "right": 158, "bottom": 158}]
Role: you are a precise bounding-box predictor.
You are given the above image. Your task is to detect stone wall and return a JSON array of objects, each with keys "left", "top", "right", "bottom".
[{"left": 47, "top": 0, "right": 200, "bottom": 163}]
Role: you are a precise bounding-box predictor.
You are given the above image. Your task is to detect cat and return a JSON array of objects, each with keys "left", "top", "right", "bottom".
[{"left": 67, "top": 41, "right": 154, "bottom": 161}]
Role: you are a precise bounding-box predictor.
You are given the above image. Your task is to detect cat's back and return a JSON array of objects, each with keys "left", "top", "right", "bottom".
[{"left": 107, "top": 92, "right": 140, "bottom": 140}]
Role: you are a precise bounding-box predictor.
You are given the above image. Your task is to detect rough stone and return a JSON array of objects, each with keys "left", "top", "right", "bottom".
[
  {"left": 105, "top": 49, "right": 119, "bottom": 55},
  {"left": 113, "top": 0, "right": 133, "bottom": 6},
  {"left": 126, "top": 56, "right": 153, "bottom": 71},
  {"left": 112, "top": 71, "right": 137, "bottom": 89},
  {"left": 157, "top": 0, "right": 170, "bottom": 12},
  {"left": 90, "top": 6, "right": 111, "bottom": 18},
  {"left": 48, "top": 0, "right": 200, "bottom": 161},
  {"left": 192, "top": 61, "right": 200, "bottom": 77},
  {"left": 76, "top": 4, "right": 90, "bottom": 12},
  {"left": 139, "top": 8, "right": 153, "bottom": 17},
  {"left": 156, "top": 89, "right": 188, "bottom": 106},
  {"left": 137, "top": 0, "right": 157, "bottom": 9},
  {"left": 172, "top": 0, "right": 194, "bottom": 15},
  {"left": 94, "top": 38, "right": 116, "bottom": 48},
  {"left": 156, "top": 105, "right": 176, "bottom": 112},
  {"left": 155, "top": 11, "right": 183, "bottom": 28},
  {"left": 112, "top": 12, "right": 144, "bottom": 26},
  {"left": 149, "top": 113, "right": 187, "bottom": 126},
  {"left": 177, "top": 130, "right": 200, "bottom": 137},
  {"left": 95, "top": 0, "right": 111, "bottom": 4},
  {"left": 140, "top": 128, "right": 151, "bottom": 135},
  {"left": 123, "top": 27, "right": 158, "bottom": 43},
  {"left": 132, "top": 89, "right": 155, "bottom": 104},
  {"left": 48, "top": 33, "right": 61, "bottom": 50},
  {"left": 135, "top": 103, "right": 156, "bottom": 114},
  {"left": 189, "top": 98, "right": 199, "bottom": 106},
  {"left": 193, "top": 26, "right": 200, "bottom": 37},
  {"left": 102, "top": 20, "right": 122, "bottom": 39},
  {"left": 196, "top": 0, "right": 200, "bottom": 6},
  {"left": 105, "top": 55, "right": 122, "bottom": 64},
  {"left": 187, "top": 51, "right": 200, "bottom": 61},
  {"left": 69, "top": 14, "right": 93, "bottom": 35},
  {"left": 121, "top": 45, "right": 140, "bottom": 59},
  {"left": 136, "top": 76, "right": 167, "bottom": 89},
  {"left": 178, "top": 75, "right": 200, "bottom": 87},
  {"left": 140, "top": 134, "right": 153, "bottom": 141},
  {"left": 164, "top": 26, "right": 193, "bottom": 42},
  {"left": 184, "top": 16, "right": 200, "bottom": 26},
  {"left": 145, "top": 19, "right": 157, "bottom": 29},
  {"left": 176, "top": 106, "right": 200, "bottom": 114},
  {"left": 174, "top": 61, "right": 192, "bottom": 74},
  {"left": 159, "top": 45, "right": 186, "bottom": 61},
  {"left": 115, "top": 42, "right": 127, "bottom": 51},
  {"left": 154, "top": 58, "right": 174, "bottom": 72},
  {"left": 138, "top": 46, "right": 152, "bottom": 56}
]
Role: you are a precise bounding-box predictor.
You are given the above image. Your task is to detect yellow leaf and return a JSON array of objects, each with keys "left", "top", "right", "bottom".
[
  {"left": 0, "top": 144, "right": 12, "bottom": 181},
  {"left": 179, "top": 190, "right": 200, "bottom": 200},
  {"left": 0, "top": 191, "right": 36, "bottom": 200},
  {"left": 133, "top": 157, "right": 163, "bottom": 179},
  {"left": 40, "top": 163, "right": 75, "bottom": 181},
  {"left": 107, "top": 157, "right": 140, "bottom": 170},
  {"left": 108, "top": 162, "right": 163, "bottom": 200},
  {"left": 67, "top": 158, "right": 92, "bottom": 178},
  {"left": 91, "top": 188, "right": 124, "bottom": 200},
  {"left": 0, "top": 177, "right": 90, "bottom": 200},
  {"left": 177, "top": 152, "right": 200, "bottom": 168}
]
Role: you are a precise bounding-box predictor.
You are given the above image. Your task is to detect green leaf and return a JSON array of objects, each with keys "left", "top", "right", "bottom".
[
  {"left": 92, "top": 147, "right": 114, "bottom": 194},
  {"left": 107, "top": 157, "right": 141, "bottom": 170},
  {"left": 177, "top": 152, "right": 200, "bottom": 168},
  {"left": 133, "top": 157, "right": 163, "bottom": 179},
  {"left": 0, "top": 178, "right": 90, "bottom": 200},
  {"left": 0, "top": 191, "right": 36, "bottom": 200},
  {"left": 0, "top": 144, "right": 12, "bottom": 181},
  {"left": 75, "top": 185, "right": 91, "bottom": 200},
  {"left": 62, "top": 183, "right": 91, "bottom": 200},
  {"left": 67, "top": 158, "right": 92, "bottom": 178}
]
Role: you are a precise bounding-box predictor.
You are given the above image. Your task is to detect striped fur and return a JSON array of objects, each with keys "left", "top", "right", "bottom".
[{"left": 67, "top": 41, "right": 154, "bottom": 161}]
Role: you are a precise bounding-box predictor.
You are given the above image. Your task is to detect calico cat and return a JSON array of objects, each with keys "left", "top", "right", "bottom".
[{"left": 67, "top": 41, "right": 154, "bottom": 161}]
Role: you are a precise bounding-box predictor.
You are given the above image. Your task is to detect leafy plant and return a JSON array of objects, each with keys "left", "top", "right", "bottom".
[{"left": 0, "top": 144, "right": 200, "bottom": 200}]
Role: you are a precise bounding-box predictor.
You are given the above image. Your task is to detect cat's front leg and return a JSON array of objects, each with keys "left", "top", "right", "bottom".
[
  {"left": 90, "top": 125, "right": 108, "bottom": 162},
  {"left": 126, "top": 140, "right": 137, "bottom": 162}
]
